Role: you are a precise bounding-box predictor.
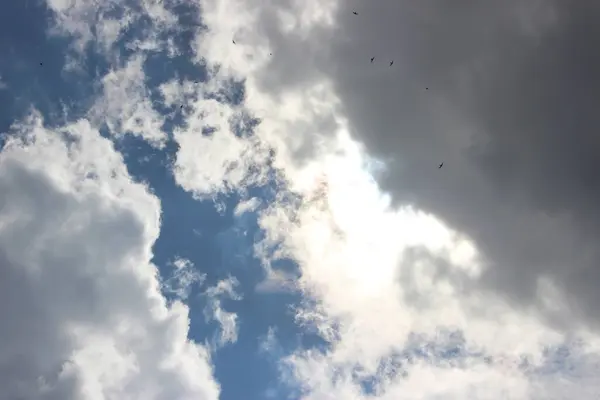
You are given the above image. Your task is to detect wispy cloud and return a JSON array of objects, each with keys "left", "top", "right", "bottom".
[
  {"left": 161, "top": 257, "right": 206, "bottom": 301},
  {"left": 204, "top": 277, "right": 243, "bottom": 349}
]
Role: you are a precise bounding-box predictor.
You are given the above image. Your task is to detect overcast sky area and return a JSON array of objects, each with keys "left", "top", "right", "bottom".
[{"left": 2, "top": 0, "right": 600, "bottom": 399}]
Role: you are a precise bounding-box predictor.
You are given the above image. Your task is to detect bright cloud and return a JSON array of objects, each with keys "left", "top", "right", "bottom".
[
  {"left": 90, "top": 55, "right": 167, "bottom": 147},
  {"left": 0, "top": 113, "right": 219, "bottom": 399},
  {"left": 169, "top": 79, "right": 269, "bottom": 198},
  {"left": 192, "top": 0, "right": 600, "bottom": 398}
]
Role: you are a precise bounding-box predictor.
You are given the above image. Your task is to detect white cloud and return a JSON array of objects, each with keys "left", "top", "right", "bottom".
[
  {"left": 0, "top": 113, "right": 219, "bottom": 399},
  {"left": 204, "top": 277, "right": 242, "bottom": 349},
  {"left": 168, "top": 78, "right": 270, "bottom": 198},
  {"left": 90, "top": 55, "right": 167, "bottom": 147},
  {"left": 254, "top": 129, "right": 600, "bottom": 399},
  {"left": 234, "top": 197, "right": 261, "bottom": 216},
  {"left": 45, "top": 0, "right": 177, "bottom": 56}
]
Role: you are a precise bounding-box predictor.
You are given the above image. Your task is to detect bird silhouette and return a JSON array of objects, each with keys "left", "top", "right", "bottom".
[
  {"left": 438, "top": 162, "right": 444, "bottom": 169},
  {"left": 232, "top": 40, "right": 236, "bottom": 44},
  {"left": 389, "top": 60, "right": 394, "bottom": 66},
  {"left": 370, "top": 57, "right": 375, "bottom": 63},
  {"left": 353, "top": 11, "right": 358, "bottom": 15}
]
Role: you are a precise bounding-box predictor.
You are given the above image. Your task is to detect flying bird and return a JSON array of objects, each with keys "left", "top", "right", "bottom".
[
  {"left": 438, "top": 162, "right": 444, "bottom": 169},
  {"left": 389, "top": 60, "right": 394, "bottom": 66},
  {"left": 39, "top": 62, "right": 43, "bottom": 66},
  {"left": 370, "top": 57, "right": 375, "bottom": 63},
  {"left": 353, "top": 11, "right": 358, "bottom": 15},
  {"left": 232, "top": 40, "right": 236, "bottom": 44}
]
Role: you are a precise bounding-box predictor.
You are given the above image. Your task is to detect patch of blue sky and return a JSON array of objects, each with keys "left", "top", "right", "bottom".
[
  {"left": 0, "top": 1, "right": 100, "bottom": 131},
  {"left": 110, "top": 5, "right": 324, "bottom": 400},
  {"left": 212, "top": 181, "right": 332, "bottom": 399},
  {"left": 116, "top": 61, "right": 297, "bottom": 400}
]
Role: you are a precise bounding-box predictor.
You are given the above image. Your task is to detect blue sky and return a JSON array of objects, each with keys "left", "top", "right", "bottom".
[{"left": 2, "top": 0, "right": 600, "bottom": 399}]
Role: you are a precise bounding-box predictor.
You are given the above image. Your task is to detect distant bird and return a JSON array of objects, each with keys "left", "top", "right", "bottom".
[
  {"left": 232, "top": 40, "right": 236, "bottom": 44},
  {"left": 438, "top": 162, "right": 444, "bottom": 169},
  {"left": 370, "top": 57, "right": 375, "bottom": 63},
  {"left": 426, "top": 87, "right": 429, "bottom": 90},
  {"left": 353, "top": 11, "right": 358, "bottom": 15},
  {"left": 389, "top": 60, "right": 394, "bottom": 66},
  {"left": 39, "top": 62, "right": 43, "bottom": 66},
  {"left": 180, "top": 105, "right": 183, "bottom": 109}
]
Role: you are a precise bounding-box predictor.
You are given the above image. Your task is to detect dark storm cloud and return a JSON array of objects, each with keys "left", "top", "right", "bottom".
[{"left": 254, "top": 1, "right": 600, "bottom": 329}]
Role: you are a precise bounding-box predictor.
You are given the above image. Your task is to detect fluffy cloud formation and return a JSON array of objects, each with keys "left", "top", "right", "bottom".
[
  {"left": 0, "top": 114, "right": 219, "bottom": 399},
  {"left": 195, "top": 0, "right": 600, "bottom": 397},
  {"left": 163, "top": 77, "right": 270, "bottom": 198},
  {"left": 223, "top": 0, "right": 600, "bottom": 330}
]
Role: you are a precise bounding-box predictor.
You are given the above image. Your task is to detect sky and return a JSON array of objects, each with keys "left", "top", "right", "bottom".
[{"left": 1, "top": 0, "right": 600, "bottom": 399}]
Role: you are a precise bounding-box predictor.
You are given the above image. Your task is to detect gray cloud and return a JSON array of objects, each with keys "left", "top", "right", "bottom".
[{"left": 255, "top": 1, "right": 600, "bottom": 329}]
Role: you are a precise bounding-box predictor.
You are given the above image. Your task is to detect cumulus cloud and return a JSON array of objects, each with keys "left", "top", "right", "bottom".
[
  {"left": 194, "top": 0, "right": 600, "bottom": 397},
  {"left": 232, "top": 0, "right": 600, "bottom": 331},
  {"left": 0, "top": 113, "right": 219, "bottom": 399}
]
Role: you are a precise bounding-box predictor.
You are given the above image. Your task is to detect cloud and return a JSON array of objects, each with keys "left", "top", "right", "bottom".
[
  {"left": 45, "top": 0, "right": 178, "bottom": 56},
  {"left": 90, "top": 55, "right": 167, "bottom": 147},
  {"left": 194, "top": 0, "right": 600, "bottom": 397},
  {"left": 167, "top": 77, "right": 271, "bottom": 198},
  {"left": 161, "top": 257, "right": 206, "bottom": 301},
  {"left": 204, "top": 277, "right": 242, "bottom": 349},
  {"left": 0, "top": 113, "right": 219, "bottom": 399},
  {"left": 238, "top": 0, "right": 600, "bottom": 330}
]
